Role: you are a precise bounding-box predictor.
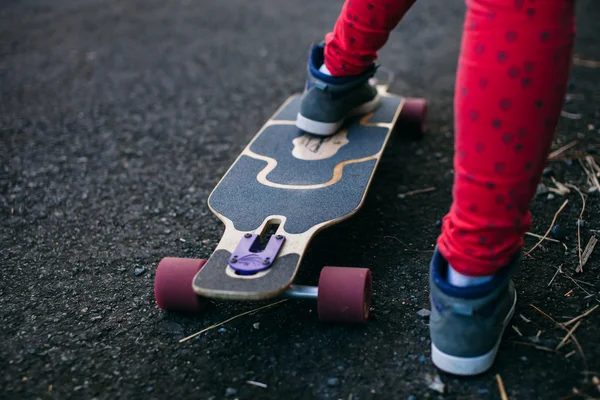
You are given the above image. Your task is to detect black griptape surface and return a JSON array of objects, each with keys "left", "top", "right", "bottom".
[
  {"left": 194, "top": 250, "right": 300, "bottom": 295},
  {"left": 209, "top": 155, "right": 377, "bottom": 234}
]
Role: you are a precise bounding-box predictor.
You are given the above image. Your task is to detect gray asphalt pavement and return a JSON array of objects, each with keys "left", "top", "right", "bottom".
[{"left": 2, "top": 0, "right": 600, "bottom": 399}]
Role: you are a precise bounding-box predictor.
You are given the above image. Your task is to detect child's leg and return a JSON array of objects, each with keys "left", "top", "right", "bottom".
[
  {"left": 438, "top": 0, "right": 576, "bottom": 277},
  {"left": 430, "top": 0, "right": 575, "bottom": 376},
  {"left": 323, "top": 0, "right": 417, "bottom": 76}
]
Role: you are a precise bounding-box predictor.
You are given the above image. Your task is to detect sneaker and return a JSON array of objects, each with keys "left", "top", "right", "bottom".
[
  {"left": 296, "top": 43, "right": 381, "bottom": 136},
  {"left": 429, "top": 249, "right": 518, "bottom": 376}
]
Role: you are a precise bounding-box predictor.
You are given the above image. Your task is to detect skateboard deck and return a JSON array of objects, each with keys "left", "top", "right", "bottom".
[{"left": 192, "top": 83, "right": 411, "bottom": 301}]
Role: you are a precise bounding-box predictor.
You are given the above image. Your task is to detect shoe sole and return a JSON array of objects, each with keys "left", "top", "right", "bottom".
[
  {"left": 431, "top": 290, "right": 517, "bottom": 376},
  {"left": 295, "top": 94, "right": 381, "bottom": 136}
]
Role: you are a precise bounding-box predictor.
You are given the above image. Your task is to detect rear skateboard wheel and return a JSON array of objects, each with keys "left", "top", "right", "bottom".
[
  {"left": 399, "top": 98, "right": 427, "bottom": 135},
  {"left": 154, "top": 257, "right": 208, "bottom": 314},
  {"left": 317, "top": 267, "right": 372, "bottom": 324}
]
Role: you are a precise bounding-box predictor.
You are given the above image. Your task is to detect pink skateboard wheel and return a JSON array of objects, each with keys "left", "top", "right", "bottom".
[
  {"left": 154, "top": 257, "right": 208, "bottom": 314},
  {"left": 317, "top": 266, "right": 372, "bottom": 324}
]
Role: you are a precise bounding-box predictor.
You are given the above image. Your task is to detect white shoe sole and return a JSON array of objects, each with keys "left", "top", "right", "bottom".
[
  {"left": 431, "top": 291, "right": 517, "bottom": 376},
  {"left": 295, "top": 94, "right": 381, "bottom": 136}
]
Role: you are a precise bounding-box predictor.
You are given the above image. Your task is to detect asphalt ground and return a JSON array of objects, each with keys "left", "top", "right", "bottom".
[{"left": 1, "top": 0, "right": 600, "bottom": 399}]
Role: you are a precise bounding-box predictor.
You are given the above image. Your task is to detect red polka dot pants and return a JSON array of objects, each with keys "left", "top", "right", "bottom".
[{"left": 324, "top": 0, "right": 576, "bottom": 276}]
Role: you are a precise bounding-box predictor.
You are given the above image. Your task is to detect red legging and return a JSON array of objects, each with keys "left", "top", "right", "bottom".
[{"left": 324, "top": 0, "right": 576, "bottom": 276}]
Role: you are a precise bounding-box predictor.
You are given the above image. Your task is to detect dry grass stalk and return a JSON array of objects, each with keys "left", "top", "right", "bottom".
[
  {"left": 573, "top": 55, "right": 600, "bottom": 68},
  {"left": 548, "top": 140, "right": 579, "bottom": 159},
  {"left": 560, "top": 111, "right": 582, "bottom": 120},
  {"left": 565, "top": 184, "right": 586, "bottom": 273},
  {"left": 551, "top": 177, "right": 571, "bottom": 195},
  {"left": 580, "top": 236, "right": 598, "bottom": 273},
  {"left": 398, "top": 186, "right": 436, "bottom": 198},
  {"left": 556, "top": 320, "right": 582, "bottom": 350},
  {"left": 525, "top": 232, "right": 568, "bottom": 251},
  {"left": 548, "top": 264, "right": 562, "bottom": 287},
  {"left": 179, "top": 300, "right": 288, "bottom": 343},
  {"left": 512, "top": 325, "right": 523, "bottom": 337},
  {"left": 525, "top": 200, "right": 569, "bottom": 256},
  {"left": 496, "top": 374, "right": 509, "bottom": 400},
  {"left": 510, "top": 341, "right": 557, "bottom": 353},
  {"left": 580, "top": 156, "right": 600, "bottom": 191},
  {"left": 530, "top": 304, "right": 588, "bottom": 371},
  {"left": 563, "top": 304, "right": 600, "bottom": 328}
]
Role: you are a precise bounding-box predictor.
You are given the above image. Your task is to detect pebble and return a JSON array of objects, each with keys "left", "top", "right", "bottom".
[
  {"left": 547, "top": 193, "right": 555, "bottom": 200},
  {"left": 551, "top": 225, "right": 567, "bottom": 240},
  {"left": 577, "top": 220, "right": 586, "bottom": 228},
  {"left": 252, "top": 323, "right": 260, "bottom": 330},
  {"left": 564, "top": 159, "right": 574, "bottom": 167},
  {"left": 327, "top": 378, "right": 340, "bottom": 387},
  {"left": 218, "top": 328, "right": 227, "bottom": 333},
  {"left": 536, "top": 183, "right": 549, "bottom": 196},
  {"left": 418, "top": 354, "right": 428, "bottom": 363},
  {"left": 417, "top": 309, "right": 431, "bottom": 318},
  {"left": 134, "top": 267, "right": 146, "bottom": 276},
  {"left": 435, "top": 220, "right": 442, "bottom": 228},
  {"left": 589, "top": 186, "right": 599, "bottom": 195},
  {"left": 225, "top": 387, "right": 237, "bottom": 397}
]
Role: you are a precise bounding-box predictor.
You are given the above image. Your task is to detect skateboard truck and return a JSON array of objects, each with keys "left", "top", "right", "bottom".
[{"left": 228, "top": 233, "right": 286, "bottom": 275}]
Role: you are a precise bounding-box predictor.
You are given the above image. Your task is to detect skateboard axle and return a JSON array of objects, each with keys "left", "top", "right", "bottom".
[{"left": 279, "top": 284, "right": 318, "bottom": 300}]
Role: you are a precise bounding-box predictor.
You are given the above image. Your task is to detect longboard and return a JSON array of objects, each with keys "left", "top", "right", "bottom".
[{"left": 191, "top": 81, "right": 425, "bottom": 301}]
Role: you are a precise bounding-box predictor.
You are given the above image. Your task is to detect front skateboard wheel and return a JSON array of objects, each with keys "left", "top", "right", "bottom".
[
  {"left": 154, "top": 257, "right": 208, "bottom": 314},
  {"left": 399, "top": 98, "right": 427, "bottom": 135},
  {"left": 317, "top": 267, "right": 372, "bottom": 324}
]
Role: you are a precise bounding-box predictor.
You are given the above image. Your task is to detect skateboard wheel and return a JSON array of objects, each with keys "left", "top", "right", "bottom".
[
  {"left": 399, "top": 98, "right": 427, "bottom": 135},
  {"left": 317, "top": 267, "right": 372, "bottom": 324},
  {"left": 154, "top": 257, "right": 208, "bottom": 314}
]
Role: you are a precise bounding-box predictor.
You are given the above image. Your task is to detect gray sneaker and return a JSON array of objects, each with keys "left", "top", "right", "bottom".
[
  {"left": 429, "top": 249, "right": 518, "bottom": 376},
  {"left": 296, "top": 43, "right": 381, "bottom": 136}
]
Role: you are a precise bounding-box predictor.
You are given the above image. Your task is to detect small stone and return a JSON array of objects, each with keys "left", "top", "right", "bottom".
[
  {"left": 218, "top": 327, "right": 226, "bottom": 333},
  {"left": 134, "top": 267, "right": 146, "bottom": 276},
  {"left": 521, "top": 356, "right": 528, "bottom": 362},
  {"left": 146, "top": 385, "right": 154, "bottom": 392},
  {"left": 547, "top": 193, "right": 555, "bottom": 200},
  {"left": 542, "top": 167, "right": 554, "bottom": 177},
  {"left": 577, "top": 220, "right": 586, "bottom": 228},
  {"left": 408, "top": 396, "right": 417, "bottom": 400},
  {"left": 477, "top": 388, "right": 490, "bottom": 394},
  {"left": 418, "top": 354, "right": 427, "bottom": 363},
  {"left": 435, "top": 220, "right": 442, "bottom": 228},
  {"left": 588, "top": 124, "right": 595, "bottom": 131},
  {"left": 551, "top": 225, "right": 567, "bottom": 240},
  {"left": 327, "top": 378, "right": 340, "bottom": 387},
  {"left": 536, "top": 183, "right": 549, "bottom": 196},
  {"left": 589, "top": 186, "right": 599, "bottom": 196},
  {"left": 564, "top": 159, "right": 574, "bottom": 167},
  {"left": 252, "top": 323, "right": 260, "bottom": 330},
  {"left": 225, "top": 387, "right": 237, "bottom": 397},
  {"left": 417, "top": 309, "right": 431, "bottom": 318}
]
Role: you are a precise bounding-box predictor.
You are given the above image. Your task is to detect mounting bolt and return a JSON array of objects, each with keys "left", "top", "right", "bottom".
[
  {"left": 244, "top": 233, "right": 252, "bottom": 238},
  {"left": 275, "top": 235, "right": 283, "bottom": 240},
  {"left": 262, "top": 259, "right": 270, "bottom": 265},
  {"left": 231, "top": 255, "right": 238, "bottom": 263}
]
